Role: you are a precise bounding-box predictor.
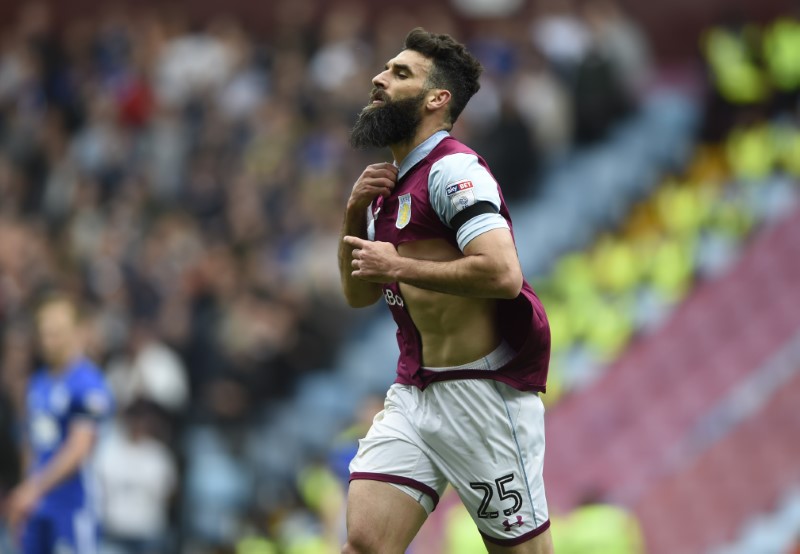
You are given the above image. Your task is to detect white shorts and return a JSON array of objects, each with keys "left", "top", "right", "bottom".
[{"left": 349, "top": 363, "right": 550, "bottom": 546}]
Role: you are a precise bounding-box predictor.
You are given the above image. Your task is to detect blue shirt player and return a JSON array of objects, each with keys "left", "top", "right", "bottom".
[{"left": 7, "top": 295, "right": 113, "bottom": 554}]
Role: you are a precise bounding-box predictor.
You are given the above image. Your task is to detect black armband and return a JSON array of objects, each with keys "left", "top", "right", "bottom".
[{"left": 449, "top": 201, "right": 499, "bottom": 232}]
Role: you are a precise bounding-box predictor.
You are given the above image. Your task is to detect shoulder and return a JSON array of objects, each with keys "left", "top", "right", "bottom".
[
  {"left": 68, "top": 359, "right": 113, "bottom": 416},
  {"left": 428, "top": 149, "right": 497, "bottom": 197},
  {"left": 427, "top": 150, "right": 501, "bottom": 224},
  {"left": 429, "top": 136, "right": 479, "bottom": 159},
  {"left": 430, "top": 151, "right": 488, "bottom": 179},
  {"left": 69, "top": 359, "right": 108, "bottom": 389}
]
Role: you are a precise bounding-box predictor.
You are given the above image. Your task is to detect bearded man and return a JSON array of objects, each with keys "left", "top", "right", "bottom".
[{"left": 338, "top": 28, "right": 553, "bottom": 554}]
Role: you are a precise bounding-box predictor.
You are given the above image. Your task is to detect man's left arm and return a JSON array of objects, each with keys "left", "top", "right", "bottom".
[{"left": 344, "top": 228, "right": 523, "bottom": 299}]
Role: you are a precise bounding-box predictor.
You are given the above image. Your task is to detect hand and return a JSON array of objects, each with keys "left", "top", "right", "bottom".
[
  {"left": 7, "top": 480, "right": 42, "bottom": 532},
  {"left": 347, "top": 163, "right": 398, "bottom": 212},
  {"left": 343, "top": 236, "right": 402, "bottom": 283}
]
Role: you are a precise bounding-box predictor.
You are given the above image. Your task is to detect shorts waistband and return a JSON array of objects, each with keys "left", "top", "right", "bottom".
[{"left": 422, "top": 340, "right": 516, "bottom": 373}]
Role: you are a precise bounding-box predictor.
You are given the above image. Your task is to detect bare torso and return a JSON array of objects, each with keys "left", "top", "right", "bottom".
[{"left": 397, "top": 238, "right": 501, "bottom": 367}]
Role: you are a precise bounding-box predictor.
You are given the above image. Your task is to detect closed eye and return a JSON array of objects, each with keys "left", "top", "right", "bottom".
[{"left": 384, "top": 62, "right": 414, "bottom": 80}]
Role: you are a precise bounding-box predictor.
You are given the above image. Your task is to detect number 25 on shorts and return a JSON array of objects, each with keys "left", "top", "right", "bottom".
[{"left": 469, "top": 473, "right": 523, "bottom": 519}]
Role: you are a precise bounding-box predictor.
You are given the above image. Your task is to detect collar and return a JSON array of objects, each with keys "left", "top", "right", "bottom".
[
  {"left": 395, "top": 130, "right": 450, "bottom": 180},
  {"left": 45, "top": 355, "right": 85, "bottom": 379}
]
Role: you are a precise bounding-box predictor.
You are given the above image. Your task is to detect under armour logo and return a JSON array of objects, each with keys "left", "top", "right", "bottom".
[{"left": 503, "top": 515, "right": 524, "bottom": 532}]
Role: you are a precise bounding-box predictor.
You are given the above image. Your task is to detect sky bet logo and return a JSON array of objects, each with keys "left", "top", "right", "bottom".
[{"left": 446, "top": 180, "right": 474, "bottom": 196}]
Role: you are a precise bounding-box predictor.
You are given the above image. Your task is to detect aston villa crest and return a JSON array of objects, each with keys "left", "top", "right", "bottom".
[{"left": 396, "top": 193, "right": 411, "bottom": 229}]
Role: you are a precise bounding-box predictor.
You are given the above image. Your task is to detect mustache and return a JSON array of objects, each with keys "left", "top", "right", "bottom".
[{"left": 370, "top": 88, "right": 389, "bottom": 103}]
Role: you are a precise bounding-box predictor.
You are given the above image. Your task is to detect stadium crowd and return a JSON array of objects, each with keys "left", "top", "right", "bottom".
[{"left": 0, "top": 0, "right": 653, "bottom": 551}]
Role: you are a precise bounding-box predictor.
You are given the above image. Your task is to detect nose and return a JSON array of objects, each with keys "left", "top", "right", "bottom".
[{"left": 372, "top": 69, "right": 389, "bottom": 89}]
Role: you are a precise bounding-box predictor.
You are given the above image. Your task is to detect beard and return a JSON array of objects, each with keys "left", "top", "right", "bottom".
[{"left": 349, "top": 90, "right": 426, "bottom": 149}]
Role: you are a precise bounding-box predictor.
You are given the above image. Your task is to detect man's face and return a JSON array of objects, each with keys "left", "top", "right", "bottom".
[
  {"left": 37, "top": 301, "right": 80, "bottom": 368},
  {"left": 350, "top": 49, "right": 433, "bottom": 149},
  {"left": 368, "top": 49, "right": 433, "bottom": 108}
]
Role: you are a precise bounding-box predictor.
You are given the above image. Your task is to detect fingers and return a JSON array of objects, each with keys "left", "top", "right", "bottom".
[
  {"left": 343, "top": 236, "right": 366, "bottom": 249},
  {"left": 345, "top": 239, "right": 367, "bottom": 274},
  {"left": 361, "top": 183, "right": 393, "bottom": 199},
  {"left": 359, "top": 164, "right": 397, "bottom": 191},
  {"left": 351, "top": 249, "right": 362, "bottom": 268},
  {"left": 362, "top": 164, "right": 397, "bottom": 182},
  {"left": 349, "top": 163, "right": 398, "bottom": 208},
  {"left": 368, "top": 162, "right": 398, "bottom": 174},
  {"left": 344, "top": 238, "right": 366, "bottom": 272},
  {"left": 343, "top": 237, "right": 396, "bottom": 283},
  {"left": 350, "top": 252, "right": 364, "bottom": 277},
  {"left": 363, "top": 175, "right": 395, "bottom": 195}
]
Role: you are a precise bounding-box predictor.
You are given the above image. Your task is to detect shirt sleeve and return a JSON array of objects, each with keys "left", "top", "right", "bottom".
[
  {"left": 71, "top": 370, "right": 114, "bottom": 423},
  {"left": 428, "top": 152, "right": 509, "bottom": 251}
]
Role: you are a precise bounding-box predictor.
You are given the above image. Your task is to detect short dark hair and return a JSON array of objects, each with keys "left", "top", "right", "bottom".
[{"left": 403, "top": 28, "right": 482, "bottom": 127}]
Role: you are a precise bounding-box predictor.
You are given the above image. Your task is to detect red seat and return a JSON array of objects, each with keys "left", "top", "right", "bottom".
[{"left": 544, "top": 208, "right": 800, "bottom": 554}]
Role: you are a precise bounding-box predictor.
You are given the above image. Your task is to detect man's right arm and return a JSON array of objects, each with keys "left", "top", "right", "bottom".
[
  {"left": 8, "top": 422, "right": 97, "bottom": 532},
  {"left": 339, "top": 163, "right": 397, "bottom": 308}
]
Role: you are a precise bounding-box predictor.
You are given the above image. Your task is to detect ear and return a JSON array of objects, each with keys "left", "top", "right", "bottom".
[{"left": 426, "top": 89, "right": 451, "bottom": 112}]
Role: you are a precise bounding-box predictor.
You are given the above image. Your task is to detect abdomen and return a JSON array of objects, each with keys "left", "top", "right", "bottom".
[{"left": 397, "top": 239, "right": 502, "bottom": 368}]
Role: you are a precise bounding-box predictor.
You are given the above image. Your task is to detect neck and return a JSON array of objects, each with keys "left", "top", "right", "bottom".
[
  {"left": 389, "top": 120, "right": 448, "bottom": 166},
  {"left": 389, "top": 141, "right": 415, "bottom": 168},
  {"left": 48, "top": 350, "right": 81, "bottom": 374}
]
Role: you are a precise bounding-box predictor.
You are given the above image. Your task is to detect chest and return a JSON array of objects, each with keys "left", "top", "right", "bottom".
[
  {"left": 29, "top": 379, "right": 72, "bottom": 418},
  {"left": 28, "top": 379, "right": 73, "bottom": 451},
  {"left": 371, "top": 171, "right": 454, "bottom": 247}
]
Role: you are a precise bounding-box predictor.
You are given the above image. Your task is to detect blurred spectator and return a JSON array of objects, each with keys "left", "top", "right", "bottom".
[
  {"left": 572, "top": 45, "right": 631, "bottom": 144},
  {"left": 295, "top": 463, "right": 343, "bottom": 553},
  {"left": 582, "top": 0, "right": 653, "bottom": 100},
  {"left": 155, "top": 19, "right": 237, "bottom": 108},
  {"left": 529, "top": 0, "right": 592, "bottom": 85},
  {"left": 291, "top": 393, "right": 387, "bottom": 553},
  {"left": 442, "top": 498, "right": 486, "bottom": 553},
  {"left": 183, "top": 425, "right": 254, "bottom": 544},
  {"left": 700, "top": 7, "right": 800, "bottom": 144},
  {"left": 526, "top": 0, "right": 635, "bottom": 145},
  {"left": 700, "top": 8, "right": 772, "bottom": 139},
  {"left": 549, "top": 494, "right": 645, "bottom": 554},
  {"left": 105, "top": 319, "right": 189, "bottom": 420},
  {"left": 459, "top": 73, "right": 502, "bottom": 135},
  {"left": 96, "top": 400, "right": 178, "bottom": 554},
  {"left": 762, "top": 13, "right": 800, "bottom": 112},
  {"left": 510, "top": 45, "right": 573, "bottom": 163},
  {"left": 327, "top": 394, "right": 384, "bottom": 484},
  {"left": 307, "top": 4, "right": 370, "bottom": 101},
  {"left": 471, "top": 98, "right": 539, "bottom": 202},
  {"left": 463, "top": 20, "right": 544, "bottom": 199}
]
